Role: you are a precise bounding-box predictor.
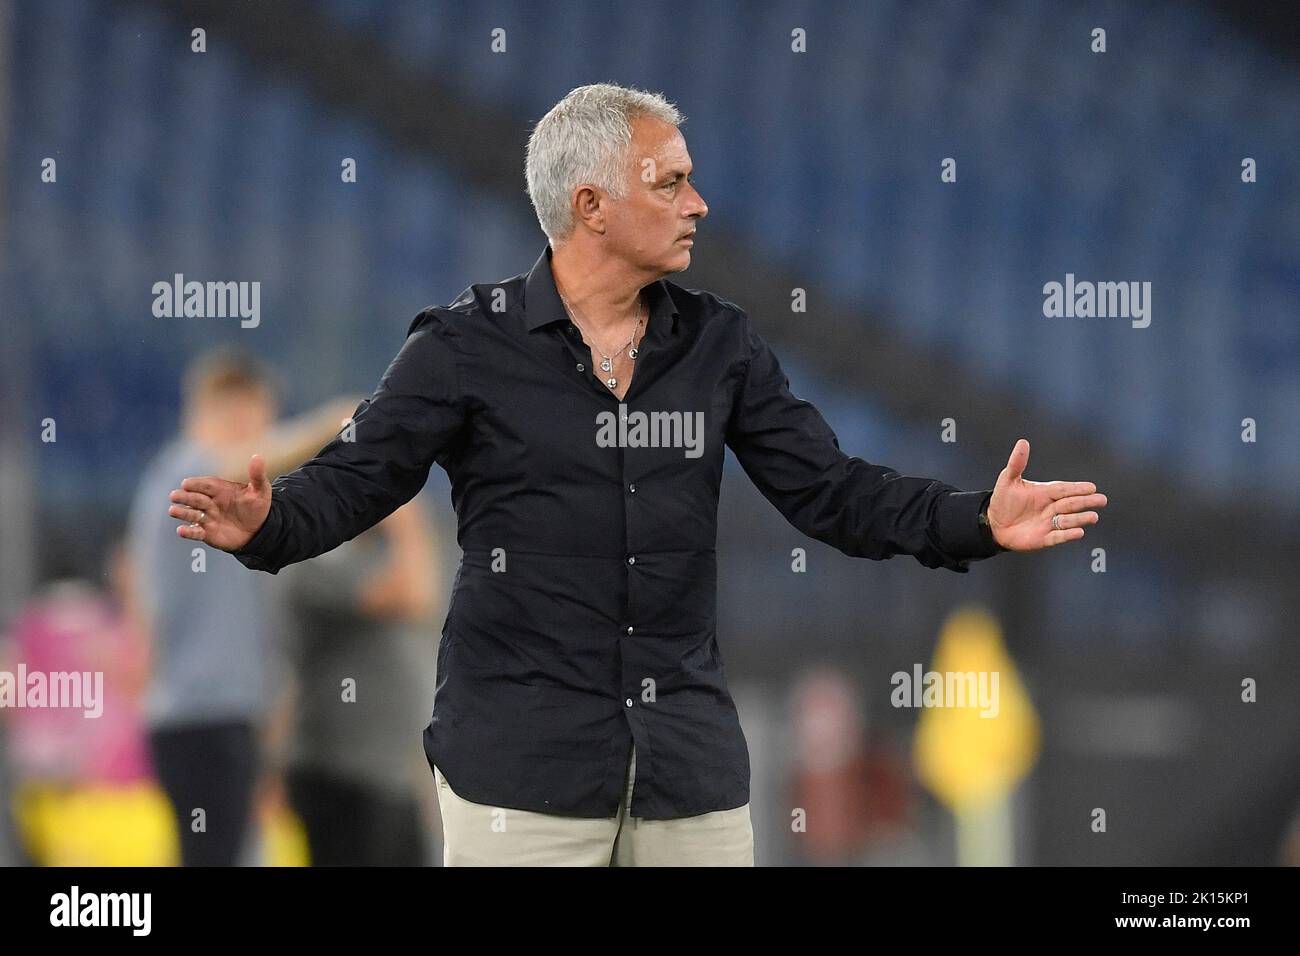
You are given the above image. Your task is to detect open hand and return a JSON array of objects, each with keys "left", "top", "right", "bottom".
[
  {"left": 987, "top": 439, "right": 1108, "bottom": 552},
  {"left": 168, "top": 453, "right": 273, "bottom": 553}
]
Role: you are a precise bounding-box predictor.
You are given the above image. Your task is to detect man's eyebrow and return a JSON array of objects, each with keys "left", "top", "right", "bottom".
[{"left": 662, "top": 168, "right": 695, "bottom": 182}]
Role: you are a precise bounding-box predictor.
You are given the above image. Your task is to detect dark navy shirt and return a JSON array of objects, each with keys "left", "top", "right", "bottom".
[{"left": 233, "top": 242, "right": 1004, "bottom": 819}]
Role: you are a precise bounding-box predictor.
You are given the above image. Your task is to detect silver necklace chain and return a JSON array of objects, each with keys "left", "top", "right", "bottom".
[{"left": 557, "top": 288, "right": 644, "bottom": 391}]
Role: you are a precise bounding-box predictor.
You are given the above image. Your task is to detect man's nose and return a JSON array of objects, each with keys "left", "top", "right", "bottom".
[{"left": 687, "top": 188, "right": 708, "bottom": 220}]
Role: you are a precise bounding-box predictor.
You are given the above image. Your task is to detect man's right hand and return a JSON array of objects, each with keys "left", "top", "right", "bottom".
[{"left": 169, "top": 453, "right": 273, "bottom": 553}]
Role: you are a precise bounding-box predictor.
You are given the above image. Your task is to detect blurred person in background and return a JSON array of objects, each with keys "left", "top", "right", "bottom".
[
  {"left": 127, "top": 347, "right": 360, "bottom": 866},
  {"left": 278, "top": 496, "right": 441, "bottom": 866},
  {"left": 0, "top": 539, "right": 168, "bottom": 865},
  {"left": 787, "top": 667, "right": 921, "bottom": 866}
]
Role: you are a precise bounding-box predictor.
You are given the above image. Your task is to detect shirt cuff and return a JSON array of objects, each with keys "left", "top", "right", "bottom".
[
  {"left": 977, "top": 490, "right": 1012, "bottom": 554},
  {"left": 232, "top": 499, "right": 285, "bottom": 574},
  {"left": 935, "top": 489, "right": 1006, "bottom": 561}
]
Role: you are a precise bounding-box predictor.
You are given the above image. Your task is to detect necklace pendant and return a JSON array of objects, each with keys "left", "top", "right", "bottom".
[
  {"left": 628, "top": 347, "right": 638, "bottom": 360},
  {"left": 606, "top": 376, "right": 617, "bottom": 389},
  {"left": 601, "top": 357, "right": 612, "bottom": 372}
]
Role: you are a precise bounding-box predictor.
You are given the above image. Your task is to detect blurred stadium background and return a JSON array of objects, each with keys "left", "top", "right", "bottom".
[{"left": 1, "top": 0, "right": 1298, "bottom": 866}]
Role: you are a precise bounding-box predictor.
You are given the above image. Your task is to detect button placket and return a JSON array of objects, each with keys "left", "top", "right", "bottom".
[
  {"left": 561, "top": 327, "right": 627, "bottom": 402},
  {"left": 624, "top": 468, "right": 639, "bottom": 716}
]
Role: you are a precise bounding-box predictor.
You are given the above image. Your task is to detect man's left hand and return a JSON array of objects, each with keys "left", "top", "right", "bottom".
[{"left": 987, "top": 438, "right": 1108, "bottom": 552}]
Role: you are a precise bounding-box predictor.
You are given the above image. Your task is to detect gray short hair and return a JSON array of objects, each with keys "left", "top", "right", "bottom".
[{"left": 525, "top": 83, "right": 685, "bottom": 244}]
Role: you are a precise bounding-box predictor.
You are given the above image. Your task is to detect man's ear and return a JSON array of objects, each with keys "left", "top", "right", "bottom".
[{"left": 574, "top": 185, "right": 607, "bottom": 235}]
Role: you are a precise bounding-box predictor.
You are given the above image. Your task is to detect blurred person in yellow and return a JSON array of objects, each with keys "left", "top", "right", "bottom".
[
  {"left": 125, "top": 346, "right": 359, "bottom": 865},
  {"left": 1, "top": 539, "right": 175, "bottom": 866}
]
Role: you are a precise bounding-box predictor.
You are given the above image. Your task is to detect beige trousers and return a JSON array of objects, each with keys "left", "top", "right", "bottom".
[{"left": 433, "top": 744, "right": 753, "bottom": 866}]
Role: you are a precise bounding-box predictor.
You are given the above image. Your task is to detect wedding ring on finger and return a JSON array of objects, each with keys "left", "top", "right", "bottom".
[{"left": 1051, "top": 514, "right": 1062, "bottom": 531}]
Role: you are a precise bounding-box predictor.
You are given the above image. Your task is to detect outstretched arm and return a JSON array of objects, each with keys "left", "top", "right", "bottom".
[
  {"left": 724, "top": 311, "right": 1104, "bottom": 571},
  {"left": 167, "top": 309, "right": 467, "bottom": 573}
]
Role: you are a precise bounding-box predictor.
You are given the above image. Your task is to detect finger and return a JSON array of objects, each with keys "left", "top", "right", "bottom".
[
  {"left": 169, "top": 489, "right": 214, "bottom": 511},
  {"left": 1048, "top": 481, "right": 1097, "bottom": 500},
  {"left": 1004, "top": 438, "right": 1030, "bottom": 481},
  {"left": 181, "top": 476, "right": 227, "bottom": 497},
  {"left": 247, "top": 454, "right": 269, "bottom": 495},
  {"left": 1052, "top": 493, "right": 1108, "bottom": 514},
  {"left": 176, "top": 522, "right": 205, "bottom": 541},
  {"left": 169, "top": 505, "right": 208, "bottom": 524},
  {"left": 1049, "top": 511, "right": 1099, "bottom": 531},
  {"left": 1046, "top": 527, "right": 1085, "bottom": 547}
]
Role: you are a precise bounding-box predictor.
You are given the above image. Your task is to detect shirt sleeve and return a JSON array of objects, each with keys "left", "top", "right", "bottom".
[
  {"left": 233, "top": 309, "right": 467, "bottom": 575},
  {"left": 724, "top": 310, "right": 1003, "bottom": 572}
]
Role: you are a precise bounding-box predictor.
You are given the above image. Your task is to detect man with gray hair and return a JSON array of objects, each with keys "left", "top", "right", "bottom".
[{"left": 167, "top": 83, "right": 1107, "bottom": 866}]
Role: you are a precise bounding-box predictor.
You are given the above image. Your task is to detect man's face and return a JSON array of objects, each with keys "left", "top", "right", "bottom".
[{"left": 603, "top": 115, "right": 708, "bottom": 276}]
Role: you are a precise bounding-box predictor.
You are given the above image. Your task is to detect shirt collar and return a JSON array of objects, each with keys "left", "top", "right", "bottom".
[{"left": 522, "top": 242, "right": 679, "bottom": 335}]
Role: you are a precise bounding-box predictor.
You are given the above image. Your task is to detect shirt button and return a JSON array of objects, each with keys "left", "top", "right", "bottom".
[
  {"left": 628, "top": 483, "right": 637, "bottom": 493},
  {"left": 568, "top": 325, "right": 578, "bottom": 336},
  {"left": 627, "top": 555, "right": 636, "bottom": 565},
  {"left": 625, "top": 698, "right": 634, "bottom": 707},
  {"left": 576, "top": 363, "right": 585, "bottom": 372},
  {"left": 626, "top": 626, "right": 634, "bottom": 635}
]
